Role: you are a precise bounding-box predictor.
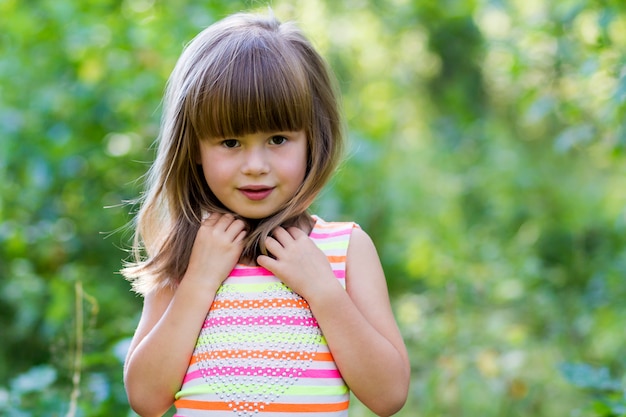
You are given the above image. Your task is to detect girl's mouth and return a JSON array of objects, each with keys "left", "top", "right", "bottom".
[{"left": 239, "top": 186, "right": 274, "bottom": 201}]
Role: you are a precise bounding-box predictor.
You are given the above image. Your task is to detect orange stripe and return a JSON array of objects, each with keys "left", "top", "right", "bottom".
[
  {"left": 327, "top": 255, "right": 346, "bottom": 263},
  {"left": 174, "top": 399, "right": 350, "bottom": 412},
  {"left": 189, "top": 350, "right": 334, "bottom": 365},
  {"left": 175, "top": 399, "right": 231, "bottom": 411},
  {"left": 313, "top": 221, "right": 353, "bottom": 230}
]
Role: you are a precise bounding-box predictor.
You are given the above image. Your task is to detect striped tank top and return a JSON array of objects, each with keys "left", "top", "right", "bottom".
[{"left": 174, "top": 216, "right": 357, "bottom": 416}]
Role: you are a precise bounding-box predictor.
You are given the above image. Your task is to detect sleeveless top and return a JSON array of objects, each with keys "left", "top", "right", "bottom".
[{"left": 174, "top": 217, "right": 358, "bottom": 417}]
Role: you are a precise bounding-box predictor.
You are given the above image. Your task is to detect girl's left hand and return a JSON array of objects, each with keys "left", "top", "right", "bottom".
[{"left": 257, "top": 226, "right": 335, "bottom": 298}]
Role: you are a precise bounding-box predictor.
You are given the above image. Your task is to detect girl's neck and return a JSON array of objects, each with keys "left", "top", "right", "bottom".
[{"left": 237, "top": 213, "right": 315, "bottom": 266}]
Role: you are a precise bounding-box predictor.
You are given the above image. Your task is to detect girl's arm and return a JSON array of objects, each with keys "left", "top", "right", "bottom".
[
  {"left": 124, "top": 280, "right": 217, "bottom": 417},
  {"left": 124, "top": 214, "right": 247, "bottom": 417},
  {"left": 258, "top": 226, "right": 410, "bottom": 417}
]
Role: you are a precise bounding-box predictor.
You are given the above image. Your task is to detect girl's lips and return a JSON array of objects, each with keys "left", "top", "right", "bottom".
[{"left": 239, "top": 187, "right": 274, "bottom": 201}]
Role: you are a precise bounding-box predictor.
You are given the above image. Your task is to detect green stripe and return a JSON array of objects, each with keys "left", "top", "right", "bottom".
[
  {"left": 177, "top": 383, "right": 349, "bottom": 398},
  {"left": 218, "top": 282, "right": 289, "bottom": 294},
  {"left": 196, "top": 332, "right": 327, "bottom": 346},
  {"left": 316, "top": 241, "right": 348, "bottom": 250}
]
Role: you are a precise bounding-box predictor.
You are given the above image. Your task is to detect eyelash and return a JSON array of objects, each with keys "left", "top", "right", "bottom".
[
  {"left": 269, "top": 135, "right": 287, "bottom": 145},
  {"left": 220, "top": 136, "right": 288, "bottom": 148},
  {"left": 222, "top": 139, "right": 239, "bottom": 148}
]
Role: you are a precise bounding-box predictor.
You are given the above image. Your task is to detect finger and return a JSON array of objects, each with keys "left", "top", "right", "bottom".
[
  {"left": 231, "top": 226, "right": 247, "bottom": 242},
  {"left": 215, "top": 212, "right": 235, "bottom": 228},
  {"left": 206, "top": 213, "right": 237, "bottom": 233},
  {"left": 203, "top": 211, "right": 233, "bottom": 226},
  {"left": 225, "top": 217, "right": 247, "bottom": 234},
  {"left": 264, "top": 235, "right": 283, "bottom": 252},
  {"left": 264, "top": 236, "right": 288, "bottom": 261},
  {"left": 270, "top": 226, "right": 292, "bottom": 244},
  {"left": 233, "top": 229, "right": 247, "bottom": 244},
  {"left": 256, "top": 254, "right": 276, "bottom": 270},
  {"left": 286, "top": 226, "right": 306, "bottom": 239},
  {"left": 202, "top": 212, "right": 219, "bottom": 225}
]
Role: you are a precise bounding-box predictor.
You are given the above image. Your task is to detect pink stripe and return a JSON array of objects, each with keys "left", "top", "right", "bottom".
[
  {"left": 230, "top": 266, "right": 344, "bottom": 278},
  {"left": 183, "top": 367, "right": 341, "bottom": 383},
  {"left": 203, "top": 315, "right": 318, "bottom": 328},
  {"left": 309, "top": 229, "right": 353, "bottom": 239},
  {"left": 229, "top": 267, "right": 273, "bottom": 277}
]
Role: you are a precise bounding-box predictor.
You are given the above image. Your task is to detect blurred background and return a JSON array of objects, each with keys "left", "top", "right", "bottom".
[{"left": 1, "top": 0, "right": 626, "bottom": 416}]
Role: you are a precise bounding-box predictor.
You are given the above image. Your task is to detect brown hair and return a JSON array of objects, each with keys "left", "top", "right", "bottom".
[{"left": 122, "top": 12, "right": 343, "bottom": 294}]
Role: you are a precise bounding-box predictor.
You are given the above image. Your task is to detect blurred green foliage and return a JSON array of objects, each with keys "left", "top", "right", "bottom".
[
  {"left": 1, "top": 0, "right": 625, "bottom": 416},
  {"left": 560, "top": 363, "right": 626, "bottom": 416}
]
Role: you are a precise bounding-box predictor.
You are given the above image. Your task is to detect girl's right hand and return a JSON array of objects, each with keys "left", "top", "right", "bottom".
[
  {"left": 125, "top": 213, "right": 247, "bottom": 417},
  {"left": 183, "top": 213, "right": 247, "bottom": 288}
]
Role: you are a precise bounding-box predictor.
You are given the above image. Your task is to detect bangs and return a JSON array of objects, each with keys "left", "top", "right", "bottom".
[{"left": 188, "top": 34, "right": 312, "bottom": 140}]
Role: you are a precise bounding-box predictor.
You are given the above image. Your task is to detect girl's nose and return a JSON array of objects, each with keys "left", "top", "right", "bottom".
[{"left": 241, "top": 147, "right": 270, "bottom": 175}]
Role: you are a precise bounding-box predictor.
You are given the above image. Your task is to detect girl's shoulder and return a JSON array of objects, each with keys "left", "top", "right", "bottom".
[
  {"left": 309, "top": 215, "right": 367, "bottom": 253},
  {"left": 310, "top": 214, "right": 360, "bottom": 233}
]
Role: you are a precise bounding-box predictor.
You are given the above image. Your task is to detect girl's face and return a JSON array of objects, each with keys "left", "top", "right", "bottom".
[{"left": 198, "top": 131, "right": 308, "bottom": 219}]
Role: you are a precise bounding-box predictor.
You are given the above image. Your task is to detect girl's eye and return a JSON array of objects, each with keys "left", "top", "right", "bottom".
[
  {"left": 222, "top": 139, "right": 239, "bottom": 148},
  {"left": 269, "top": 135, "right": 287, "bottom": 145}
]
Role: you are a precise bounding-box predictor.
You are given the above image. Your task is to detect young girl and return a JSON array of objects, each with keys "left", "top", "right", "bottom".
[{"left": 122, "top": 11, "right": 410, "bottom": 417}]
